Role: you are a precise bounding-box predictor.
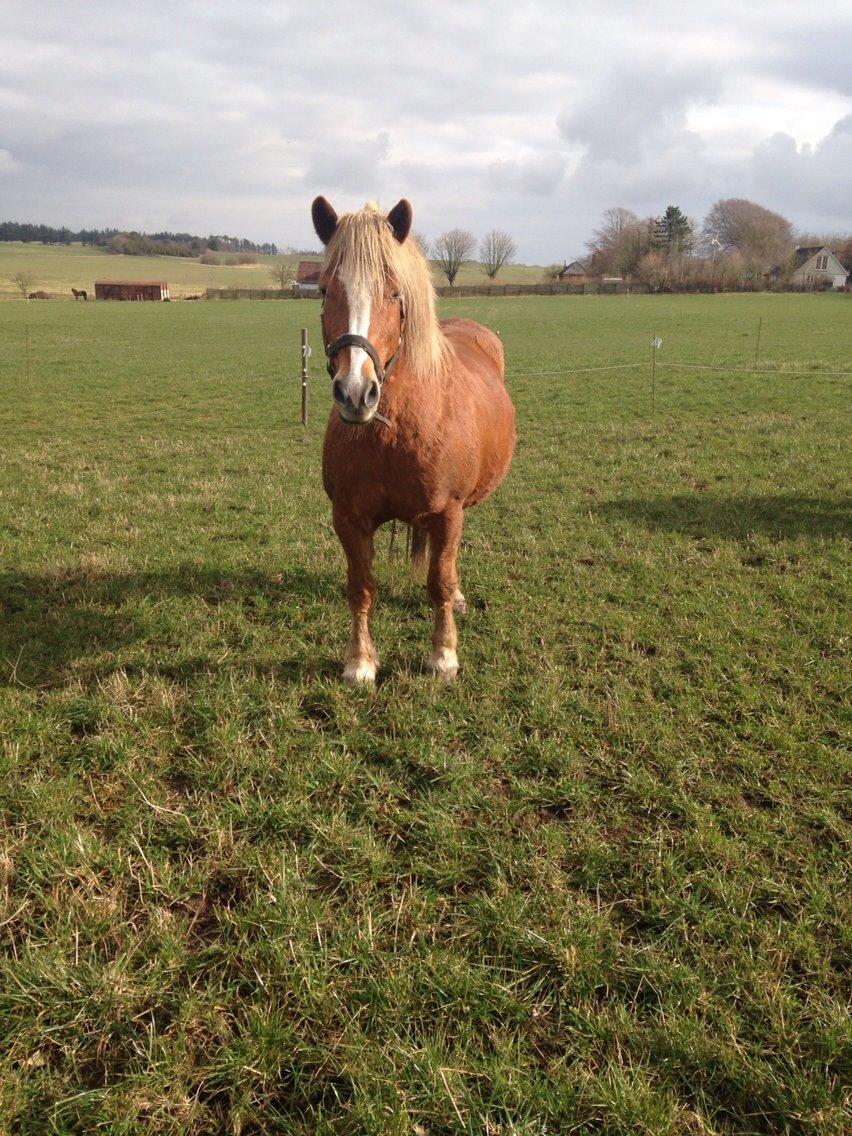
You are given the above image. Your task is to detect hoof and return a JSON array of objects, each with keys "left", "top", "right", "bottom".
[
  {"left": 343, "top": 658, "right": 377, "bottom": 685},
  {"left": 452, "top": 591, "right": 468, "bottom": 614},
  {"left": 426, "top": 647, "right": 458, "bottom": 680}
]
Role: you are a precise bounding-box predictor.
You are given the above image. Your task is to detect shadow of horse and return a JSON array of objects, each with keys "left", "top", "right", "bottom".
[
  {"left": 1, "top": 560, "right": 433, "bottom": 688},
  {"left": 596, "top": 494, "right": 850, "bottom": 541},
  {"left": 0, "top": 564, "right": 345, "bottom": 688}
]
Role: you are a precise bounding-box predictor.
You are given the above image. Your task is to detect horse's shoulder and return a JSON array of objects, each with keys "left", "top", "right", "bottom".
[{"left": 440, "top": 318, "right": 504, "bottom": 371}]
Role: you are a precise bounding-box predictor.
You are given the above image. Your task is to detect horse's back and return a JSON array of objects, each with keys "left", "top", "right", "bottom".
[{"left": 440, "top": 317, "right": 504, "bottom": 379}]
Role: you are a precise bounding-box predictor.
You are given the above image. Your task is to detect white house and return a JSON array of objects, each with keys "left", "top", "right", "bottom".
[{"left": 790, "top": 246, "right": 848, "bottom": 290}]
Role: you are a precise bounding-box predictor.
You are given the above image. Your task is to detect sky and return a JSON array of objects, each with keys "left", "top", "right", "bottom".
[{"left": 1, "top": 1, "right": 850, "bottom": 263}]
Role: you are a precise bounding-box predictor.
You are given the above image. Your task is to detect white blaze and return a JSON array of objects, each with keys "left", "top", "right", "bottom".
[{"left": 341, "top": 274, "right": 372, "bottom": 381}]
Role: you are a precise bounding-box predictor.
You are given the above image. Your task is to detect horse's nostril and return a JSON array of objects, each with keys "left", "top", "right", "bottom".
[
  {"left": 332, "top": 379, "right": 345, "bottom": 404},
  {"left": 364, "top": 381, "right": 380, "bottom": 408}
]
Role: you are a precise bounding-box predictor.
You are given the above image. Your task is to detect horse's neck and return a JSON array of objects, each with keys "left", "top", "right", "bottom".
[{"left": 376, "top": 363, "right": 447, "bottom": 440}]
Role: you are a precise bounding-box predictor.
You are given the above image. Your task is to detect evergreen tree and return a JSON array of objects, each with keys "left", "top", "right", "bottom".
[{"left": 652, "top": 205, "right": 692, "bottom": 257}]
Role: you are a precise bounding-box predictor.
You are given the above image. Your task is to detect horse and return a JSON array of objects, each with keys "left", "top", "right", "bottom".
[
  {"left": 312, "top": 196, "right": 516, "bottom": 682},
  {"left": 71, "top": 288, "right": 87, "bottom": 301}
]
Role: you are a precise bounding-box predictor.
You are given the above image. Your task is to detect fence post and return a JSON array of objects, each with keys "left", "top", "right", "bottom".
[
  {"left": 651, "top": 335, "right": 662, "bottom": 412},
  {"left": 754, "top": 316, "right": 763, "bottom": 365},
  {"left": 300, "top": 327, "right": 310, "bottom": 427}
]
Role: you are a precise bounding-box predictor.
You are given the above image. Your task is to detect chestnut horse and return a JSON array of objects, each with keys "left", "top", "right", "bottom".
[{"left": 312, "top": 197, "right": 515, "bottom": 682}]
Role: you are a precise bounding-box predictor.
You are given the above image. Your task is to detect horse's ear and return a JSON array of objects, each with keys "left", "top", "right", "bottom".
[
  {"left": 387, "top": 199, "right": 413, "bottom": 244},
  {"left": 312, "top": 196, "right": 338, "bottom": 245}
]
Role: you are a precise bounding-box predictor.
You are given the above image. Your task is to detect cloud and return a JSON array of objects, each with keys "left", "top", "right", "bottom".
[
  {"left": 750, "top": 115, "right": 852, "bottom": 228},
  {"left": 488, "top": 154, "right": 567, "bottom": 196},
  {"left": 557, "top": 62, "right": 720, "bottom": 162},
  {"left": 0, "top": 1, "right": 849, "bottom": 259},
  {"left": 304, "top": 133, "right": 392, "bottom": 195}
]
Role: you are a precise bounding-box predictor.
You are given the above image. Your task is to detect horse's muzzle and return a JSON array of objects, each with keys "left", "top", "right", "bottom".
[{"left": 332, "top": 374, "right": 381, "bottom": 424}]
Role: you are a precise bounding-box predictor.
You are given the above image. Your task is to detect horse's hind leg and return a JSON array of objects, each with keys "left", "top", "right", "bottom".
[
  {"left": 333, "top": 508, "right": 379, "bottom": 684},
  {"left": 425, "top": 508, "right": 464, "bottom": 678}
]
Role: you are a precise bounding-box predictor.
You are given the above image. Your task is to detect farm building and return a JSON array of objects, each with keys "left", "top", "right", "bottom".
[
  {"left": 294, "top": 261, "right": 321, "bottom": 296},
  {"left": 788, "top": 247, "right": 848, "bottom": 290},
  {"left": 95, "top": 280, "right": 170, "bottom": 301},
  {"left": 557, "top": 260, "right": 591, "bottom": 284}
]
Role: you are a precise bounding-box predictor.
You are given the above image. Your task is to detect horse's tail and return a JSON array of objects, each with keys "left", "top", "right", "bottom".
[{"left": 409, "top": 524, "right": 429, "bottom": 581}]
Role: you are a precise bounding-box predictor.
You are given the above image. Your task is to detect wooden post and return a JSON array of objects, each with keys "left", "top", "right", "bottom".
[
  {"left": 25, "top": 323, "right": 30, "bottom": 386},
  {"left": 651, "top": 334, "right": 657, "bottom": 412},
  {"left": 300, "top": 327, "right": 309, "bottom": 427},
  {"left": 754, "top": 316, "right": 763, "bottom": 366}
]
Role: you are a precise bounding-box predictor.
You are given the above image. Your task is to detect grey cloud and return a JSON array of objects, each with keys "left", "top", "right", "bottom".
[
  {"left": 487, "top": 155, "right": 567, "bottom": 196},
  {"left": 557, "top": 63, "right": 721, "bottom": 161},
  {"left": 305, "top": 133, "right": 392, "bottom": 194},
  {"left": 750, "top": 116, "right": 852, "bottom": 227},
  {"left": 0, "top": 1, "right": 849, "bottom": 260}
]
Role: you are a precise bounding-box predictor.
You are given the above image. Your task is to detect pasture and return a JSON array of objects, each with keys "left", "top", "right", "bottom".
[
  {"left": 0, "top": 294, "right": 849, "bottom": 1134},
  {"left": 0, "top": 242, "right": 549, "bottom": 301}
]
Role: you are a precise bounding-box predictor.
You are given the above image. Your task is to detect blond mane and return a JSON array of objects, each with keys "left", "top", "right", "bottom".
[{"left": 323, "top": 203, "right": 451, "bottom": 380}]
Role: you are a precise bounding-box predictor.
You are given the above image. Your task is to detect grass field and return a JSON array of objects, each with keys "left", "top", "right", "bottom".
[
  {"left": 0, "top": 243, "right": 548, "bottom": 301},
  {"left": 0, "top": 293, "right": 849, "bottom": 1134}
]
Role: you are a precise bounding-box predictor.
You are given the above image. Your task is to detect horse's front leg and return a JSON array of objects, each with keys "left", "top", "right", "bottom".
[
  {"left": 425, "top": 508, "right": 464, "bottom": 679},
  {"left": 332, "top": 508, "right": 379, "bottom": 684}
]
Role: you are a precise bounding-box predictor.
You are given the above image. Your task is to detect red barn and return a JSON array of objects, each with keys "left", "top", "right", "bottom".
[
  {"left": 294, "top": 261, "right": 321, "bottom": 295},
  {"left": 95, "top": 280, "right": 170, "bottom": 301}
]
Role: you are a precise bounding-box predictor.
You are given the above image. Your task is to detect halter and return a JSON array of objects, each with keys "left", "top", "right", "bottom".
[{"left": 321, "top": 292, "right": 407, "bottom": 387}]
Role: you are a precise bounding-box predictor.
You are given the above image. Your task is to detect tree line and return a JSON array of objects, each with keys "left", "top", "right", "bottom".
[
  {"left": 576, "top": 199, "right": 852, "bottom": 291},
  {"left": 0, "top": 221, "right": 279, "bottom": 257}
]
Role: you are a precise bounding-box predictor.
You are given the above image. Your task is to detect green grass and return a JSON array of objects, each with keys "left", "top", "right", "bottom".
[
  {"left": 0, "top": 294, "right": 850, "bottom": 1134},
  {"left": 0, "top": 242, "right": 548, "bottom": 301}
]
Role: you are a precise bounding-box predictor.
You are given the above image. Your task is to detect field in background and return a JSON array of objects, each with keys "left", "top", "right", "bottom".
[
  {"left": 0, "top": 242, "right": 548, "bottom": 300},
  {"left": 0, "top": 294, "right": 849, "bottom": 1133}
]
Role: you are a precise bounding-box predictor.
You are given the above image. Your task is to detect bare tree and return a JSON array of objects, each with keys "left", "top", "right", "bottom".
[
  {"left": 480, "top": 229, "right": 517, "bottom": 279},
  {"left": 635, "top": 251, "right": 670, "bottom": 293},
  {"left": 411, "top": 231, "right": 431, "bottom": 257},
  {"left": 432, "top": 229, "right": 477, "bottom": 286},
  {"left": 269, "top": 260, "right": 297, "bottom": 291},
  {"left": 589, "top": 206, "right": 638, "bottom": 248},
  {"left": 586, "top": 207, "right": 653, "bottom": 276},
  {"left": 702, "top": 198, "right": 793, "bottom": 267},
  {"left": 11, "top": 271, "right": 37, "bottom": 298}
]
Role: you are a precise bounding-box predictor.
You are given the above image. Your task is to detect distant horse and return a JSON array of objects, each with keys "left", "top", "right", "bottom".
[
  {"left": 312, "top": 196, "right": 515, "bottom": 682},
  {"left": 71, "top": 288, "right": 87, "bottom": 301},
  {"left": 28, "top": 291, "right": 50, "bottom": 300}
]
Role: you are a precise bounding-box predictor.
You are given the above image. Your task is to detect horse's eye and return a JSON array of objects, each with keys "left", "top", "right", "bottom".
[{"left": 319, "top": 286, "right": 327, "bottom": 296}]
